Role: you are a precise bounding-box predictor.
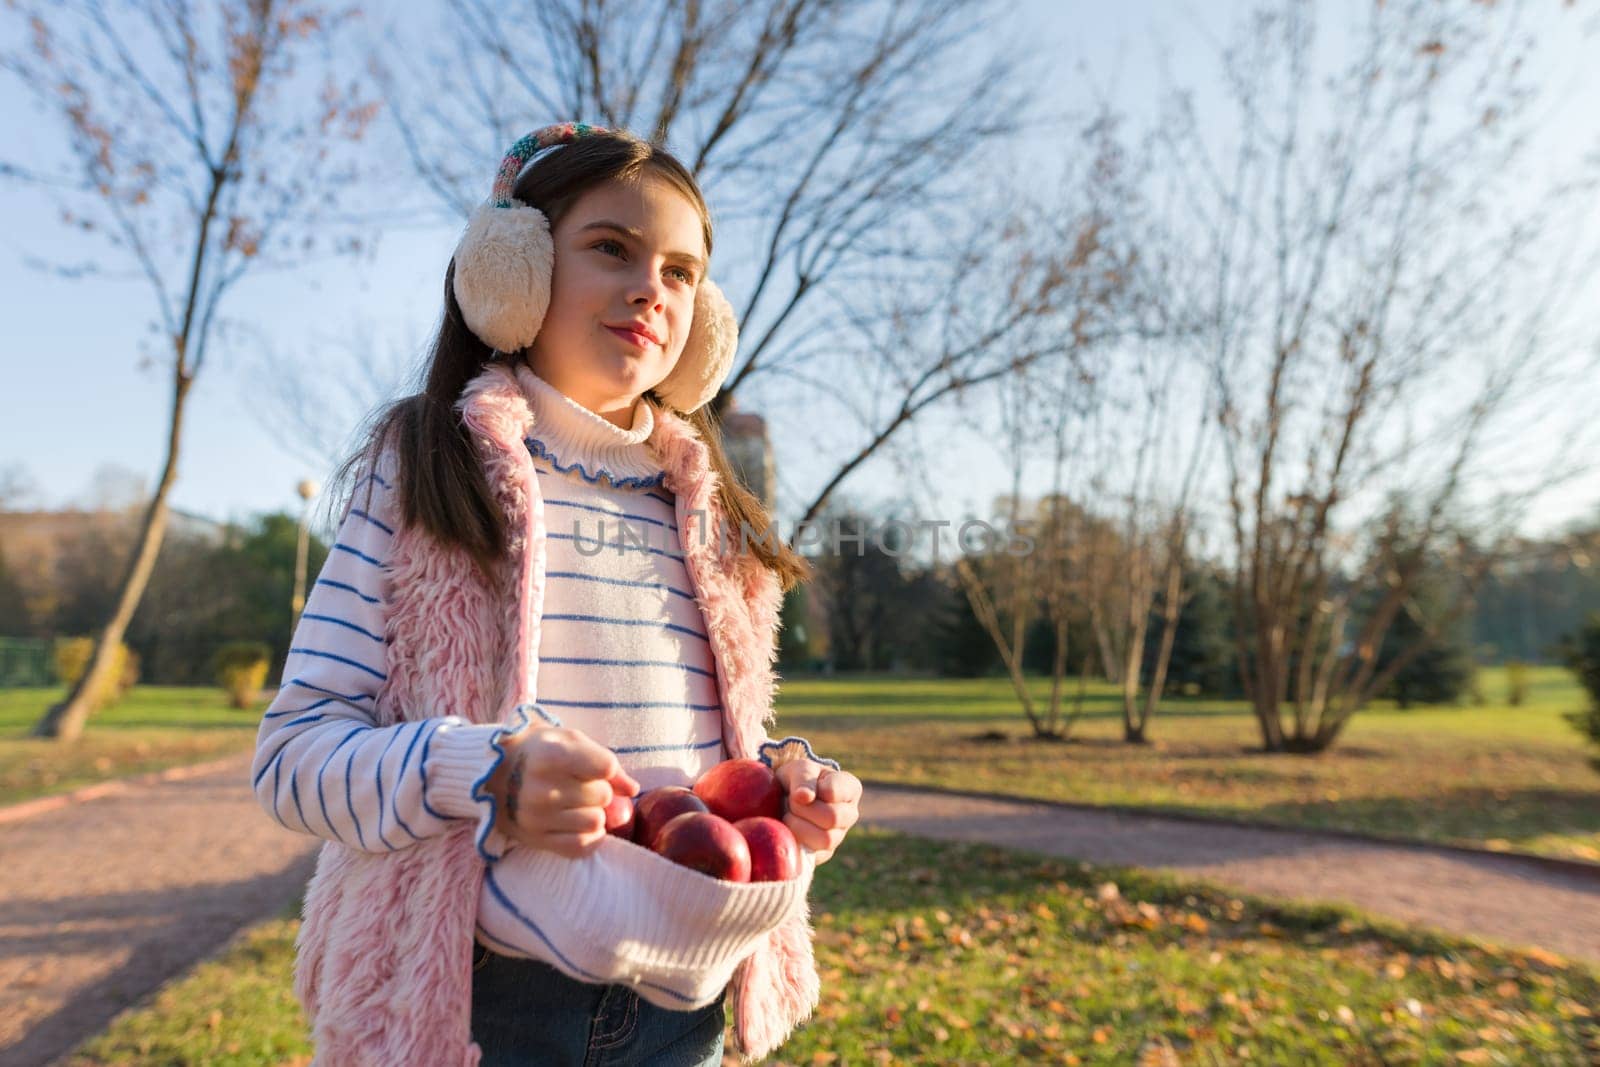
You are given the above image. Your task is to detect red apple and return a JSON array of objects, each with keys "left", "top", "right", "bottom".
[
  {"left": 631, "top": 786, "right": 710, "bottom": 849},
  {"left": 603, "top": 791, "right": 635, "bottom": 839},
  {"left": 734, "top": 816, "right": 801, "bottom": 882},
  {"left": 693, "top": 758, "right": 783, "bottom": 823},
  {"left": 653, "top": 811, "right": 752, "bottom": 882}
]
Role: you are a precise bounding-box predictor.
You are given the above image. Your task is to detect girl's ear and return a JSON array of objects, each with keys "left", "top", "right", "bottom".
[
  {"left": 655, "top": 279, "right": 738, "bottom": 413},
  {"left": 452, "top": 201, "right": 555, "bottom": 353}
]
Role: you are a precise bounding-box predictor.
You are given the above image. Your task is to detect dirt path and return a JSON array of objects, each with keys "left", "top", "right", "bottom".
[
  {"left": 860, "top": 782, "right": 1600, "bottom": 965},
  {"left": 5, "top": 764, "right": 1599, "bottom": 1066},
  {"left": 0, "top": 756, "right": 319, "bottom": 1067}
]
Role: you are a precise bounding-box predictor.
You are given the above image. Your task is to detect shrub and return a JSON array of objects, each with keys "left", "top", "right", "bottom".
[
  {"left": 1504, "top": 659, "right": 1530, "bottom": 707},
  {"left": 52, "top": 637, "right": 139, "bottom": 705},
  {"left": 1560, "top": 614, "right": 1600, "bottom": 706},
  {"left": 214, "top": 641, "right": 272, "bottom": 710},
  {"left": 1558, "top": 614, "right": 1600, "bottom": 772}
]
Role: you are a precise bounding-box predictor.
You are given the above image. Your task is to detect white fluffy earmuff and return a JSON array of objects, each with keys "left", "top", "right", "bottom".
[
  {"left": 654, "top": 279, "right": 738, "bottom": 414},
  {"left": 452, "top": 200, "right": 554, "bottom": 354},
  {"left": 450, "top": 123, "right": 737, "bottom": 414}
]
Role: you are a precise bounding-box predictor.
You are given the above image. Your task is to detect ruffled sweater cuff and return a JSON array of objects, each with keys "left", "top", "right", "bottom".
[
  {"left": 420, "top": 720, "right": 507, "bottom": 860},
  {"left": 756, "top": 736, "right": 841, "bottom": 774}
]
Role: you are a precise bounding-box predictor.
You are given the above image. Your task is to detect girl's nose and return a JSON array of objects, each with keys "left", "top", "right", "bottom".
[{"left": 626, "top": 268, "right": 667, "bottom": 309}]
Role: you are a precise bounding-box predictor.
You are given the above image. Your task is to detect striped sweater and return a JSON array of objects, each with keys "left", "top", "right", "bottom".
[{"left": 250, "top": 374, "right": 766, "bottom": 859}]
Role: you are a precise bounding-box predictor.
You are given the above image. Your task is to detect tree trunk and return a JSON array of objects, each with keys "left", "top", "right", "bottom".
[
  {"left": 1135, "top": 551, "right": 1185, "bottom": 743},
  {"left": 1120, "top": 612, "right": 1149, "bottom": 743},
  {"left": 33, "top": 374, "right": 192, "bottom": 740}
]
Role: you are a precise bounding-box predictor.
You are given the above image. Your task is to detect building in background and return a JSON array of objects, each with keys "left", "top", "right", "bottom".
[{"left": 720, "top": 398, "right": 776, "bottom": 510}]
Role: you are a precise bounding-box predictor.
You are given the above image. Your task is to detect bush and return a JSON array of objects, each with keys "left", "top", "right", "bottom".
[
  {"left": 1504, "top": 659, "right": 1530, "bottom": 707},
  {"left": 1558, "top": 614, "right": 1600, "bottom": 772},
  {"left": 52, "top": 636, "right": 139, "bottom": 705},
  {"left": 214, "top": 641, "right": 272, "bottom": 710},
  {"left": 1559, "top": 613, "right": 1600, "bottom": 706}
]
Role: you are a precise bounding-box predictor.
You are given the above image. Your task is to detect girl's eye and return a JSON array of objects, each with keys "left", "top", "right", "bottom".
[
  {"left": 594, "top": 239, "right": 624, "bottom": 257},
  {"left": 666, "top": 266, "right": 694, "bottom": 284}
]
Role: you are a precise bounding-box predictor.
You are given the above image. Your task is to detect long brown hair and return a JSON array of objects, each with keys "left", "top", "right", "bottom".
[{"left": 335, "top": 130, "right": 809, "bottom": 591}]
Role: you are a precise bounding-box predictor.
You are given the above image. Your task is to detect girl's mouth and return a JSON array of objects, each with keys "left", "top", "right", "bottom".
[{"left": 605, "top": 325, "right": 659, "bottom": 349}]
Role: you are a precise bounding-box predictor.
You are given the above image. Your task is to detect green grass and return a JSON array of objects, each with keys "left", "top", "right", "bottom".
[
  {"left": 775, "top": 665, "right": 1600, "bottom": 863},
  {"left": 7, "top": 667, "right": 1597, "bottom": 862},
  {"left": 64, "top": 830, "right": 1600, "bottom": 1065},
  {"left": 0, "top": 686, "right": 260, "bottom": 807}
]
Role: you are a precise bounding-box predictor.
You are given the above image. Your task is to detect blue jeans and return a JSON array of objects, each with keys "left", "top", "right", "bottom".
[{"left": 470, "top": 944, "right": 727, "bottom": 1067}]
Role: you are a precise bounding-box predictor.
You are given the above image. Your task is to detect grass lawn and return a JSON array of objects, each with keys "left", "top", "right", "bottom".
[
  {"left": 0, "top": 686, "right": 261, "bottom": 808},
  {"left": 775, "top": 665, "right": 1600, "bottom": 863},
  {"left": 64, "top": 830, "right": 1600, "bottom": 1065},
  {"left": 6, "top": 667, "right": 1597, "bottom": 862}
]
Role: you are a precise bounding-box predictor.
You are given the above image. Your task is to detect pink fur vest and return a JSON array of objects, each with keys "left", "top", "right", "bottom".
[{"left": 292, "top": 362, "right": 819, "bottom": 1065}]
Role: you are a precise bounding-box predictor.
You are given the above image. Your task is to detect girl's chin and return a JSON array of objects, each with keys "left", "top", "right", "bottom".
[{"left": 583, "top": 353, "right": 666, "bottom": 396}]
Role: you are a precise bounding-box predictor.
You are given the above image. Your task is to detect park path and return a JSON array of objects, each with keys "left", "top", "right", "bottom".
[
  {"left": 4, "top": 763, "right": 1599, "bottom": 1067},
  {"left": 0, "top": 756, "right": 319, "bottom": 1067},
  {"left": 860, "top": 782, "right": 1600, "bottom": 965}
]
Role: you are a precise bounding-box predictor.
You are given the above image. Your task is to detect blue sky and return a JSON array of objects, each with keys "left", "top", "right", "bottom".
[{"left": 2, "top": 1, "right": 1596, "bottom": 541}]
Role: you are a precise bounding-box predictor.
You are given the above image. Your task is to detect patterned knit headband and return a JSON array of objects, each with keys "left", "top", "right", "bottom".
[{"left": 490, "top": 122, "right": 609, "bottom": 208}]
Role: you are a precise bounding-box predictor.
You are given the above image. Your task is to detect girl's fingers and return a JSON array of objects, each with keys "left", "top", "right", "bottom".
[
  {"left": 788, "top": 797, "right": 859, "bottom": 832},
  {"left": 783, "top": 814, "right": 842, "bottom": 855},
  {"left": 535, "top": 807, "right": 608, "bottom": 835},
  {"left": 775, "top": 759, "right": 820, "bottom": 803},
  {"left": 606, "top": 767, "right": 641, "bottom": 798},
  {"left": 526, "top": 779, "right": 613, "bottom": 812},
  {"left": 816, "top": 771, "right": 862, "bottom": 805}
]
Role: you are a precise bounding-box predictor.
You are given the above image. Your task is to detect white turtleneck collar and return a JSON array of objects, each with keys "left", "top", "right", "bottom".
[{"left": 520, "top": 369, "right": 666, "bottom": 489}]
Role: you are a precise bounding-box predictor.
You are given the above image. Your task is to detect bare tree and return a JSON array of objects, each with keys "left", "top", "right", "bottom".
[
  {"left": 1157, "top": 0, "right": 1600, "bottom": 752},
  {"left": 0, "top": 465, "right": 39, "bottom": 511},
  {"left": 244, "top": 324, "right": 421, "bottom": 477},
  {"left": 2, "top": 0, "right": 378, "bottom": 740},
  {"left": 357, "top": 0, "right": 1078, "bottom": 523},
  {"left": 1102, "top": 356, "right": 1209, "bottom": 744}
]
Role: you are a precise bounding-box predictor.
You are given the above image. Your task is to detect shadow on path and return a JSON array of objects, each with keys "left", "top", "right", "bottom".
[
  {"left": 0, "top": 757, "right": 318, "bottom": 1067},
  {"left": 861, "top": 781, "right": 1600, "bottom": 965}
]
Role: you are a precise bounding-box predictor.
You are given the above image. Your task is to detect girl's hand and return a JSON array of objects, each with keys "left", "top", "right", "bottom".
[
  {"left": 487, "top": 725, "right": 639, "bottom": 858},
  {"left": 774, "top": 760, "right": 862, "bottom": 865}
]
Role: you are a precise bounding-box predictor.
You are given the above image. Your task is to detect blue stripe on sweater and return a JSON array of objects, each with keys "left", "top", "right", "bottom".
[
  {"left": 479, "top": 875, "right": 698, "bottom": 1004},
  {"left": 349, "top": 508, "right": 395, "bottom": 535},
  {"left": 264, "top": 697, "right": 335, "bottom": 719},
  {"left": 372, "top": 726, "right": 408, "bottom": 850},
  {"left": 301, "top": 613, "right": 385, "bottom": 644},
  {"left": 541, "top": 613, "right": 707, "bottom": 642},
  {"left": 289, "top": 647, "right": 387, "bottom": 681},
  {"left": 543, "top": 571, "right": 695, "bottom": 600},
  {"left": 272, "top": 750, "right": 283, "bottom": 825},
  {"left": 611, "top": 738, "right": 724, "bottom": 755},
  {"left": 547, "top": 531, "right": 685, "bottom": 562},
  {"left": 315, "top": 578, "right": 382, "bottom": 605},
  {"left": 541, "top": 656, "right": 715, "bottom": 679},
  {"left": 283, "top": 677, "right": 376, "bottom": 702},
  {"left": 418, "top": 720, "right": 450, "bottom": 822},
  {"left": 356, "top": 472, "right": 392, "bottom": 491},
  {"left": 475, "top": 893, "right": 607, "bottom": 986},
  {"left": 544, "top": 497, "right": 678, "bottom": 531},
  {"left": 526, "top": 438, "right": 667, "bottom": 491},
  {"left": 344, "top": 739, "right": 368, "bottom": 850},
  {"left": 253, "top": 712, "right": 331, "bottom": 788},
  {"left": 316, "top": 727, "right": 366, "bottom": 845},
  {"left": 332, "top": 542, "right": 386, "bottom": 568},
  {"left": 390, "top": 722, "right": 427, "bottom": 840},
  {"left": 291, "top": 767, "right": 309, "bottom": 832},
  {"left": 537, "top": 698, "right": 721, "bottom": 713}
]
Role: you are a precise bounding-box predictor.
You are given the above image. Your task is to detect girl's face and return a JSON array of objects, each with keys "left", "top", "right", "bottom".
[{"left": 526, "top": 173, "right": 707, "bottom": 424}]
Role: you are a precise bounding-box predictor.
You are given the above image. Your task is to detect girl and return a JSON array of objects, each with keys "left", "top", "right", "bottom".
[{"left": 251, "top": 122, "right": 862, "bottom": 1066}]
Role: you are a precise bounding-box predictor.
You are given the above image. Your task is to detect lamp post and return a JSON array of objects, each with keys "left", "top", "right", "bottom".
[{"left": 292, "top": 479, "right": 320, "bottom": 625}]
